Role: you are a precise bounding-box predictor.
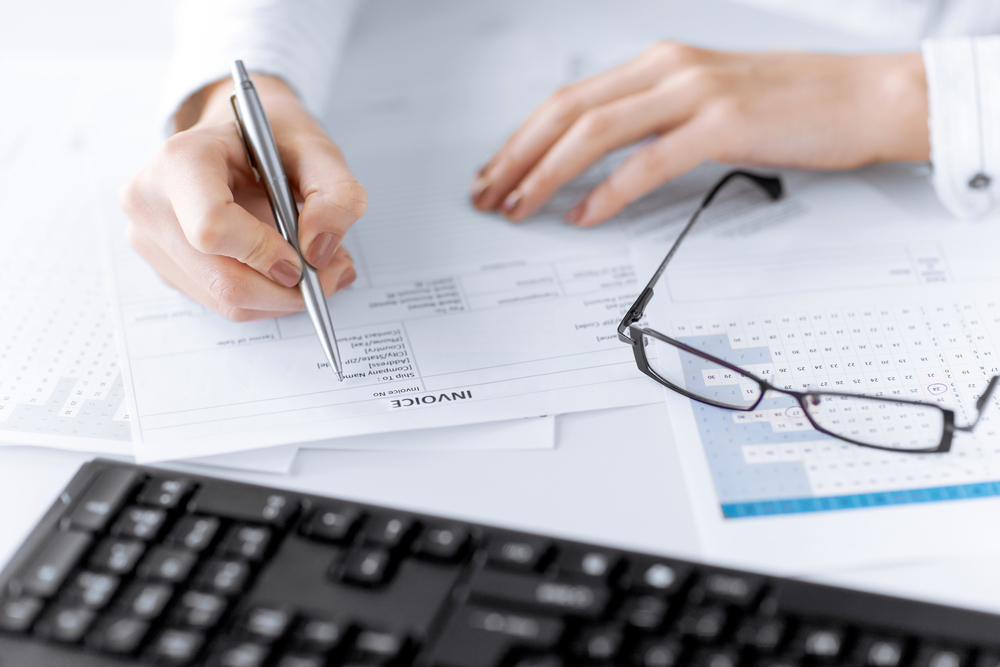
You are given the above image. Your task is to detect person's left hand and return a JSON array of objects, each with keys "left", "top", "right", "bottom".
[{"left": 470, "top": 43, "right": 929, "bottom": 227}]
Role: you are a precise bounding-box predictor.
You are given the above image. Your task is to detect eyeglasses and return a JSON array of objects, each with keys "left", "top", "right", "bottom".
[{"left": 618, "top": 170, "right": 999, "bottom": 454}]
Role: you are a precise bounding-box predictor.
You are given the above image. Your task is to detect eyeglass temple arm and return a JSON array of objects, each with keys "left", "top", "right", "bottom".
[
  {"left": 617, "top": 170, "right": 783, "bottom": 345},
  {"left": 954, "top": 374, "right": 1000, "bottom": 432}
]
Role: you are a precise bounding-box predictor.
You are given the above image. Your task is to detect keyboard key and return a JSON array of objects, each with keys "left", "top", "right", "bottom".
[
  {"left": 342, "top": 547, "right": 391, "bottom": 586},
  {"left": 122, "top": 582, "right": 173, "bottom": 620},
  {"left": 633, "top": 636, "right": 683, "bottom": 667},
  {"left": 913, "top": 648, "right": 966, "bottom": 667},
  {"left": 295, "top": 617, "right": 342, "bottom": 652},
  {"left": 112, "top": 506, "right": 168, "bottom": 541},
  {"left": 690, "top": 648, "right": 740, "bottom": 667},
  {"left": 87, "top": 616, "right": 149, "bottom": 654},
  {"left": 627, "top": 558, "right": 689, "bottom": 595},
  {"left": 64, "top": 468, "right": 143, "bottom": 532},
  {"left": 196, "top": 559, "right": 251, "bottom": 596},
  {"left": 246, "top": 607, "right": 292, "bottom": 641},
  {"left": 139, "top": 546, "right": 197, "bottom": 583},
  {"left": 557, "top": 546, "right": 620, "bottom": 580},
  {"left": 276, "top": 654, "right": 326, "bottom": 667},
  {"left": 34, "top": 606, "right": 95, "bottom": 642},
  {"left": 512, "top": 657, "right": 563, "bottom": 667},
  {"left": 0, "top": 596, "right": 43, "bottom": 632},
  {"left": 468, "top": 568, "right": 610, "bottom": 618},
  {"left": 150, "top": 628, "right": 204, "bottom": 665},
  {"left": 855, "top": 637, "right": 906, "bottom": 667},
  {"left": 65, "top": 571, "right": 120, "bottom": 609},
  {"left": 676, "top": 606, "right": 728, "bottom": 643},
  {"left": 350, "top": 629, "right": 405, "bottom": 662},
  {"left": 169, "top": 515, "right": 221, "bottom": 552},
  {"left": 414, "top": 524, "right": 469, "bottom": 562},
  {"left": 432, "top": 605, "right": 564, "bottom": 667},
  {"left": 798, "top": 627, "right": 845, "bottom": 659},
  {"left": 222, "top": 524, "right": 272, "bottom": 561},
  {"left": 620, "top": 595, "right": 669, "bottom": 630},
  {"left": 138, "top": 477, "right": 195, "bottom": 510},
  {"left": 485, "top": 533, "right": 550, "bottom": 571},
  {"left": 701, "top": 570, "right": 764, "bottom": 607},
  {"left": 18, "top": 530, "right": 91, "bottom": 597},
  {"left": 735, "top": 616, "right": 785, "bottom": 652},
  {"left": 90, "top": 537, "right": 146, "bottom": 576},
  {"left": 188, "top": 483, "right": 298, "bottom": 528},
  {"left": 301, "top": 504, "right": 361, "bottom": 543},
  {"left": 363, "top": 513, "right": 415, "bottom": 549},
  {"left": 217, "top": 641, "right": 270, "bottom": 667},
  {"left": 174, "top": 591, "right": 227, "bottom": 629},
  {"left": 574, "top": 625, "right": 623, "bottom": 660}
]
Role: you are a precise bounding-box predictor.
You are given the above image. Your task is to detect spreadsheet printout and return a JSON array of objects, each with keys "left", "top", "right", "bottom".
[
  {"left": 0, "top": 59, "right": 132, "bottom": 453},
  {"left": 632, "top": 170, "right": 1000, "bottom": 571}
]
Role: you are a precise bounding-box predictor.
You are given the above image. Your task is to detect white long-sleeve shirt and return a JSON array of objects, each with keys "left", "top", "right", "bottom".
[{"left": 162, "top": 0, "right": 1000, "bottom": 220}]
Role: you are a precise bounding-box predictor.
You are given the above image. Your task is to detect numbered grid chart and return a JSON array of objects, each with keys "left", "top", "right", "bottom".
[{"left": 661, "top": 300, "right": 1000, "bottom": 518}]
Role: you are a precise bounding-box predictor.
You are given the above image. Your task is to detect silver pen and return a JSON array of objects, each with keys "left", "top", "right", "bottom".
[{"left": 229, "top": 60, "right": 344, "bottom": 380}]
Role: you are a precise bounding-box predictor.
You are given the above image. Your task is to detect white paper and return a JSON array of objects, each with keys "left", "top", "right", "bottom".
[
  {"left": 181, "top": 445, "right": 300, "bottom": 475},
  {"left": 0, "top": 57, "right": 133, "bottom": 455},
  {"left": 305, "top": 416, "right": 555, "bottom": 452},
  {"left": 633, "top": 169, "right": 1000, "bottom": 572}
]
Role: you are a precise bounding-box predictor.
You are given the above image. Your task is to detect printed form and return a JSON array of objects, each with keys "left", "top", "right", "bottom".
[
  {"left": 107, "top": 0, "right": 718, "bottom": 462},
  {"left": 111, "top": 146, "right": 665, "bottom": 462},
  {"left": 632, "top": 167, "right": 1000, "bottom": 572},
  {"left": 109, "top": 0, "right": 875, "bottom": 462}
]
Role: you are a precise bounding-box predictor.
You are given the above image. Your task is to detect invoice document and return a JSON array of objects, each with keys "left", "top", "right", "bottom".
[
  {"left": 0, "top": 53, "right": 556, "bottom": 469},
  {"left": 107, "top": 4, "right": 682, "bottom": 462}
]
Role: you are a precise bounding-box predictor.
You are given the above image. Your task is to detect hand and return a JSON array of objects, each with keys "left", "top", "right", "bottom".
[
  {"left": 120, "top": 74, "right": 367, "bottom": 321},
  {"left": 471, "top": 42, "right": 929, "bottom": 226}
]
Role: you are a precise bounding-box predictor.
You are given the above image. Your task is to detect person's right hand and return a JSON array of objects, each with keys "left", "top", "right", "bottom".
[{"left": 120, "top": 74, "right": 367, "bottom": 321}]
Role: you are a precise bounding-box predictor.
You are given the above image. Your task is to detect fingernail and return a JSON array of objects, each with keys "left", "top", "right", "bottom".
[
  {"left": 566, "top": 202, "right": 585, "bottom": 224},
  {"left": 336, "top": 266, "right": 357, "bottom": 290},
  {"left": 470, "top": 176, "right": 489, "bottom": 200},
  {"left": 307, "top": 232, "right": 341, "bottom": 270},
  {"left": 502, "top": 191, "right": 522, "bottom": 214},
  {"left": 477, "top": 156, "right": 497, "bottom": 177},
  {"left": 270, "top": 259, "right": 301, "bottom": 288}
]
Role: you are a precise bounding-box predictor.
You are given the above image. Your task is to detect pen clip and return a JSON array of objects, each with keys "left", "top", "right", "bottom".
[{"left": 230, "top": 93, "right": 261, "bottom": 183}]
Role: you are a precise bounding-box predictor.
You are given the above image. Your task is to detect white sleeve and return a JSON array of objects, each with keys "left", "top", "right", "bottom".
[
  {"left": 160, "top": 0, "right": 358, "bottom": 135},
  {"left": 922, "top": 36, "right": 1000, "bottom": 219}
]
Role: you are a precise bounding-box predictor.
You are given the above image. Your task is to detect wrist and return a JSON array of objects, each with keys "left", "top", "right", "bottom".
[
  {"left": 867, "top": 53, "right": 930, "bottom": 163},
  {"left": 174, "top": 74, "right": 302, "bottom": 132}
]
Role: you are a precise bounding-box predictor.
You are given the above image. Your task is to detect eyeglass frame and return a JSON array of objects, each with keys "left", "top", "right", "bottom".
[{"left": 617, "top": 169, "right": 999, "bottom": 454}]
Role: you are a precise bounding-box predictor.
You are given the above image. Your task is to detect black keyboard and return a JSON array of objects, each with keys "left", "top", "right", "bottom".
[{"left": 2, "top": 460, "right": 998, "bottom": 667}]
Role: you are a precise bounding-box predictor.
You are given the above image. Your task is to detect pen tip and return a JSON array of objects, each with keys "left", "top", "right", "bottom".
[{"left": 337, "top": 370, "right": 344, "bottom": 382}]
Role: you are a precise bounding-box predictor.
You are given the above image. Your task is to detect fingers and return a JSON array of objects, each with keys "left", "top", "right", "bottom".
[
  {"left": 472, "top": 41, "right": 701, "bottom": 212},
  {"left": 158, "top": 131, "right": 306, "bottom": 289},
  {"left": 320, "top": 245, "right": 357, "bottom": 297},
  {"left": 498, "top": 79, "right": 702, "bottom": 222},
  {"left": 281, "top": 137, "right": 368, "bottom": 271},
  {"left": 125, "top": 193, "right": 357, "bottom": 320},
  {"left": 126, "top": 222, "right": 299, "bottom": 322},
  {"left": 571, "top": 114, "right": 719, "bottom": 227}
]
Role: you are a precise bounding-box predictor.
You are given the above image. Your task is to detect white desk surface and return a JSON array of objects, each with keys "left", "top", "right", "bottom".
[{"left": 3, "top": 0, "right": 1000, "bottom": 622}]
